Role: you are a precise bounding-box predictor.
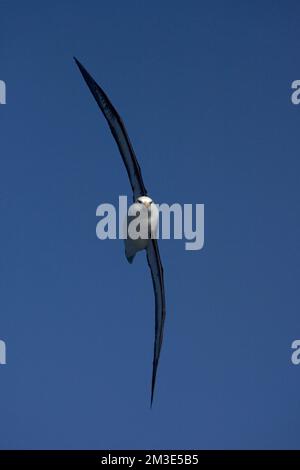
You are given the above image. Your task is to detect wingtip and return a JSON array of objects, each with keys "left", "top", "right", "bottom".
[
  {"left": 150, "top": 395, "right": 154, "bottom": 409},
  {"left": 73, "top": 57, "right": 94, "bottom": 85},
  {"left": 150, "top": 380, "right": 155, "bottom": 408},
  {"left": 73, "top": 56, "right": 82, "bottom": 68}
]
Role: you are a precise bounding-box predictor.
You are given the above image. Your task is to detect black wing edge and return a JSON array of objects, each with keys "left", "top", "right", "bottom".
[
  {"left": 146, "top": 238, "right": 166, "bottom": 407},
  {"left": 74, "top": 57, "right": 147, "bottom": 200}
]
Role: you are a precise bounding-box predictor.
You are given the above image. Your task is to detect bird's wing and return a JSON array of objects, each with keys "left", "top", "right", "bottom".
[
  {"left": 74, "top": 57, "right": 147, "bottom": 200},
  {"left": 146, "top": 238, "right": 166, "bottom": 406}
]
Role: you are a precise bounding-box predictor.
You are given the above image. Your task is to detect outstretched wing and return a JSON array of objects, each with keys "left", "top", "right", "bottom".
[
  {"left": 146, "top": 239, "right": 166, "bottom": 406},
  {"left": 74, "top": 57, "right": 147, "bottom": 200}
]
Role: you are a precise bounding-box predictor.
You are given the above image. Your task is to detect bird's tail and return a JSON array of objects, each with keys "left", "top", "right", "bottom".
[{"left": 126, "top": 254, "right": 135, "bottom": 264}]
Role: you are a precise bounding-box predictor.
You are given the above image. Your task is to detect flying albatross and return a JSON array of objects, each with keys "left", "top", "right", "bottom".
[{"left": 74, "top": 57, "right": 166, "bottom": 406}]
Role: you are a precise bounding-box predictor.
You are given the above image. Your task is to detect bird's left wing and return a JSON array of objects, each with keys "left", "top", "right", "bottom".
[
  {"left": 146, "top": 238, "right": 166, "bottom": 406},
  {"left": 74, "top": 57, "right": 147, "bottom": 200}
]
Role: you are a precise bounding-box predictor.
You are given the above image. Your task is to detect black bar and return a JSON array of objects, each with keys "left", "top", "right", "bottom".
[{"left": 0, "top": 450, "right": 299, "bottom": 465}]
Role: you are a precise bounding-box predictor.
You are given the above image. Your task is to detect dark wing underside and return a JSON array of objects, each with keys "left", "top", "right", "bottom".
[
  {"left": 146, "top": 239, "right": 166, "bottom": 406},
  {"left": 74, "top": 57, "right": 147, "bottom": 200}
]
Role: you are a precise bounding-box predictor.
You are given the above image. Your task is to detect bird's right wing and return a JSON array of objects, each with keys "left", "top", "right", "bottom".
[
  {"left": 146, "top": 238, "right": 166, "bottom": 406},
  {"left": 74, "top": 57, "right": 147, "bottom": 200}
]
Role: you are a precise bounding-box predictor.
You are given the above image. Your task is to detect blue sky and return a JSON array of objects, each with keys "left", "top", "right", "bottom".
[{"left": 1, "top": 0, "right": 300, "bottom": 449}]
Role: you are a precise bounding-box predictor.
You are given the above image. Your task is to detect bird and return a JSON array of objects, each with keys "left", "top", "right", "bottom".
[
  {"left": 74, "top": 57, "right": 166, "bottom": 406},
  {"left": 124, "top": 195, "right": 159, "bottom": 264}
]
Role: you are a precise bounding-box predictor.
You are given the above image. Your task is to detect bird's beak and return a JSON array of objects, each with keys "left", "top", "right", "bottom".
[{"left": 144, "top": 201, "right": 151, "bottom": 208}]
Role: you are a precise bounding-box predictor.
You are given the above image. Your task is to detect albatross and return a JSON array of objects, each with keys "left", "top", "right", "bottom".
[{"left": 74, "top": 57, "right": 166, "bottom": 406}]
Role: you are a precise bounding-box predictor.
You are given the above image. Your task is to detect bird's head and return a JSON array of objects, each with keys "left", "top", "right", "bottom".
[{"left": 137, "top": 196, "right": 153, "bottom": 208}]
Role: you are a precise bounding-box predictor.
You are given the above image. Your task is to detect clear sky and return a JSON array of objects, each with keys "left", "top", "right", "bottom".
[{"left": 1, "top": 0, "right": 300, "bottom": 450}]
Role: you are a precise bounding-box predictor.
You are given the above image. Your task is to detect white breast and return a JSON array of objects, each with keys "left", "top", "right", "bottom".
[{"left": 124, "top": 200, "right": 159, "bottom": 262}]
